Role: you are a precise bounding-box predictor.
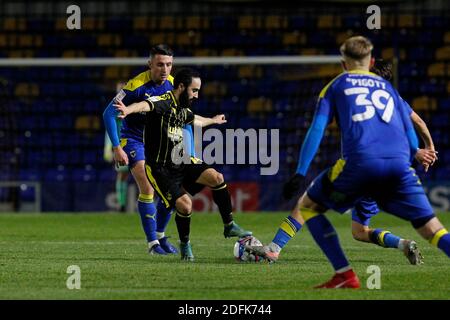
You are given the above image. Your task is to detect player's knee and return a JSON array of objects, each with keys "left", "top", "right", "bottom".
[
  {"left": 176, "top": 196, "right": 192, "bottom": 216},
  {"left": 214, "top": 172, "right": 224, "bottom": 186},
  {"left": 299, "top": 194, "right": 326, "bottom": 213}
]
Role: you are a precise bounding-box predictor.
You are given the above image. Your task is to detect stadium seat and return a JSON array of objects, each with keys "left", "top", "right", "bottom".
[
  {"left": 4, "top": 8, "right": 450, "bottom": 213},
  {"left": 435, "top": 46, "right": 450, "bottom": 61}
]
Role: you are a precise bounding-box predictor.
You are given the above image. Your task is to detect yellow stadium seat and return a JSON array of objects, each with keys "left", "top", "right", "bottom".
[
  {"left": 265, "top": 15, "right": 287, "bottom": 29},
  {"left": 282, "top": 32, "right": 307, "bottom": 46},
  {"left": 186, "top": 16, "right": 209, "bottom": 30},
  {"left": 3, "top": 18, "right": 26, "bottom": 31},
  {"left": 300, "top": 48, "right": 322, "bottom": 55},
  {"left": 62, "top": 50, "right": 85, "bottom": 58},
  {"left": 82, "top": 17, "right": 93, "bottom": 30},
  {"left": 202, "top": 82, "right": 227, "bottom": 97},
  {"left": 193, "top": 48, "right": 217, "bottom": 57},
  {"left": 247, "top": 97, "right": 273, "bottom": 114},
  {"left": 55, "top": 18, "right": 67, "bottom": 31},
  {"left": 149, "top": 33, "right": 166, "bottom": 45},
  {"left": 114, "top": 50, "right": 137, "bottom": 58},
  {"left": 75, "top": 116, "right": 101, "bottom": 131},
  {"left": 398, "top": 14, "right": 417, "bottom": 28},
  {"left": 133, "top": 17, "right": 148, "bottom": 30},
  {"left": 97, "top": 34, "right": 122, "bottom": 47},
  {"left": 34, "top": 35, "right": 43, "bottom": 47},
  {"left": 3, "top": 18, "right": 15, "bottom": 31},
  {"left": 159, "top": 16, "right": 183, "bottom": 30},
  {"left": 427, "top": 63, "right": 447, "bottom": 77},
  {"left": 444, "top": 31, "right": 450, "bottom": 44},
  {"left": 18, "top": 35, "right": 33, "bottom": 47},
  {"left": 238, "top": 66, "right": 263, "bottom": 79},
  {"left": 9, "top": 50, "right": 33, "bottom": 58},
  {"left": 435, "top": 46, "right": 450, "bottom": 61},
  {"left": 0, "top": 34, "right": 7, "bottom": 47},
  {"left": 175, "top": 32, "right": 192, "bottom": 46},
  {"left": 412, "top": 96, "right": 437, "bottom": 111},
  {"left": 318, "top": 15, "right": 341, "bottom": 28},
  {"left": 14, "top": 83, "right": 39, "bottom": 97},
  {"left": 220, "top": 48, "right": 244, "bottom": 56},
  {"left": 238, "top": 16, "right": 262, "bottom": 29},
  {"left": 175, "top": 32, "right": 201, "bottom": 46},
  {"left": 104, "top": 66, "right": 120, "bottom": 80},
  {"left": 381, "top": 48, "right": 395, "bottom": 60},
  {"left": 381, "top": 14, "right": 395, "bottom": 28},
  {"left": 336, "top": 31, "right": 354, "bottom": 45},
  {"left": 317, "top": 65, "right": 342, "bottom": 77}
]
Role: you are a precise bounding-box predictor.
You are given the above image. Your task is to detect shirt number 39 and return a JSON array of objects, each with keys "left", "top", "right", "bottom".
[{"left": 345, "top": 87, "right": 394, "bottom": 123}]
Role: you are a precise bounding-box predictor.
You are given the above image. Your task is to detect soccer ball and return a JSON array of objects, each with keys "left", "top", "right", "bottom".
[{"left": 233, "top": 236, "right": 265, "bottom": 262}]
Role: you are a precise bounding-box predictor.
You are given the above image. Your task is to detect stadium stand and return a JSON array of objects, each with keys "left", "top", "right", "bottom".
[{"left": 1, "top": 1, "right": 449, "bottom": 211}]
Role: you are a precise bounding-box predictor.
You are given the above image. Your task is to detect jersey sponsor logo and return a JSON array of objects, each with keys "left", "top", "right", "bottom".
[
  {"left": 147, "top": 95, "right": 161, "bottom": 102},
  {"left": 168, "top": 126, "right": 183, "bottom": 142}
]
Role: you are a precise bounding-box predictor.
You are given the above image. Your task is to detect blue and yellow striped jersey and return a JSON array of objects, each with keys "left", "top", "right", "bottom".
[{"left": 115, "top": 70, "right": 174, "bottom": 141}]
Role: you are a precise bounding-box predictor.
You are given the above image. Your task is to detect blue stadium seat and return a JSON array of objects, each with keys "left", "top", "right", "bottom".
[
  {"left": 72, "top": 168, "right": 96, "bottom": 182},
  {"left": 44, "top": 168, "right": 70, "bottom": 182}
]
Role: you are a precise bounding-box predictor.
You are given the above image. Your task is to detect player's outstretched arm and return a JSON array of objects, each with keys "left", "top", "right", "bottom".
[
  {"left": 193, "top": 114, "right": 227, "bottom": 127},
  {"left": 411, "top": 111, "right": 437, "bottom": 154},
  {"left": 103, "top": 100, "right": 121, "bottom": 147},
  {"left": 410, "top": 111, "right": 438, "bottom": 171},
  {"left": 114, "top": 100, "right": 151, "bottom": 119},
  {"left": 103, "top": 100, "right": 129, "bottom": 166},
  {"left": 283, "top": 113, "right": 328, "bottom": 200}
]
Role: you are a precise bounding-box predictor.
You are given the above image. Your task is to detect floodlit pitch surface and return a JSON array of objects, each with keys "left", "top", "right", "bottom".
[{"left": 0, "top": 212, "right": 448, "bottom": 299}]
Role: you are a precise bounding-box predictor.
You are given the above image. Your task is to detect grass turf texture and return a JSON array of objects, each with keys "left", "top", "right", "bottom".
[{"left": 0, "top": 212, "right": 449, "bottom": 300}]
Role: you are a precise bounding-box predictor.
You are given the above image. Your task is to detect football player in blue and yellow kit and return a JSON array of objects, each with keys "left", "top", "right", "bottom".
[
  {"left": 103, "top": 44, "right": 181, "bottom": 254},
  {"left": 247, "top": 36, "right": 448, "bottom": 288},
  {"left": 349, "top": 59, "right": 438, "bottom": 265}
]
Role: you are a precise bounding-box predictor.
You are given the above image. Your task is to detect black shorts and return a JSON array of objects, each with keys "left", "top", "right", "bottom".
[{"left": 145, "top": 158, "right": 211, "bottom": 208}]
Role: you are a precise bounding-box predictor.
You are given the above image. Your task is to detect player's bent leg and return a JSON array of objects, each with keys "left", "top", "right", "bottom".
[
  {"left": 247, "top": 196, "right": 305, "bottom": 263},
  {"left": 195, "top": 168, "right": 252, "bottom": 238},
  {"left": 131, "top": 161, "right": 166, "bottom": 255},
  {"left": 416, "top": 217, "right": 450, "bottom": 258},
  {"left": 300, "top": 195, "right": 360, "bottom": 289},
  {"left": 175, "top": 195, "right": 194, "bottom": 261}
]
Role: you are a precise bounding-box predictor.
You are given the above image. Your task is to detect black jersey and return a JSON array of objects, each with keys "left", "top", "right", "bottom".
[{"left": 143, "top": 91, "right": 195, "bottom": 166}]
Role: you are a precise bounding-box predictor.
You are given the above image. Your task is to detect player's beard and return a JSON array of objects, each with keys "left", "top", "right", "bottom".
[{"left": 179, "top": 89, "right": 192, "bottom": 108}]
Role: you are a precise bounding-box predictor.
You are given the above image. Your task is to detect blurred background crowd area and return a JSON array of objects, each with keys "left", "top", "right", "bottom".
[{"left": 1, "top": 0, "right": 449, "bottom": 211}]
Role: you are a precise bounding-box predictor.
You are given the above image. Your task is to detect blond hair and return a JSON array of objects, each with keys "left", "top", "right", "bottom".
[{"left": 340, "top": 36, "right": 373, "bottom": 61}]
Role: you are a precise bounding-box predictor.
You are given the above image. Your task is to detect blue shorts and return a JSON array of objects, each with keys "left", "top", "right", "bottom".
[
  {"left": 307, "top": 158, "right": 434, "bottom": 224},
  {"left": 120, "top": 137, "right": 145, "bottom": 168},
  {"left": 351, "top": 197, "right": 379, "bottom": 226}
]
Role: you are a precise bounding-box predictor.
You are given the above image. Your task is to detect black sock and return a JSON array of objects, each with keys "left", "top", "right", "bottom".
[
  {"left": 175, "top": 211, "right": 191, "bottom": 244},
  {"left": 211, "top": 183, "right": 233, "bottom": 225}
]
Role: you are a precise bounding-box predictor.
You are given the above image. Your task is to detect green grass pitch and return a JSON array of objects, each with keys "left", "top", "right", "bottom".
[{"left": 0, "top": 211, "right": 449, "bottom": 300}]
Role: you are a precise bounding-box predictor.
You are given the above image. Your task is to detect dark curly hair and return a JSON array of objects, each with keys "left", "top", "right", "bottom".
[{"left": 371, "top": 59, "right": 393, "bottom": 81}]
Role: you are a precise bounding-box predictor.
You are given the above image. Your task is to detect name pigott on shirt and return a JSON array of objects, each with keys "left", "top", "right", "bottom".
[{"left": 346, "top": 77, "right": 386, "bottom": 89}]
